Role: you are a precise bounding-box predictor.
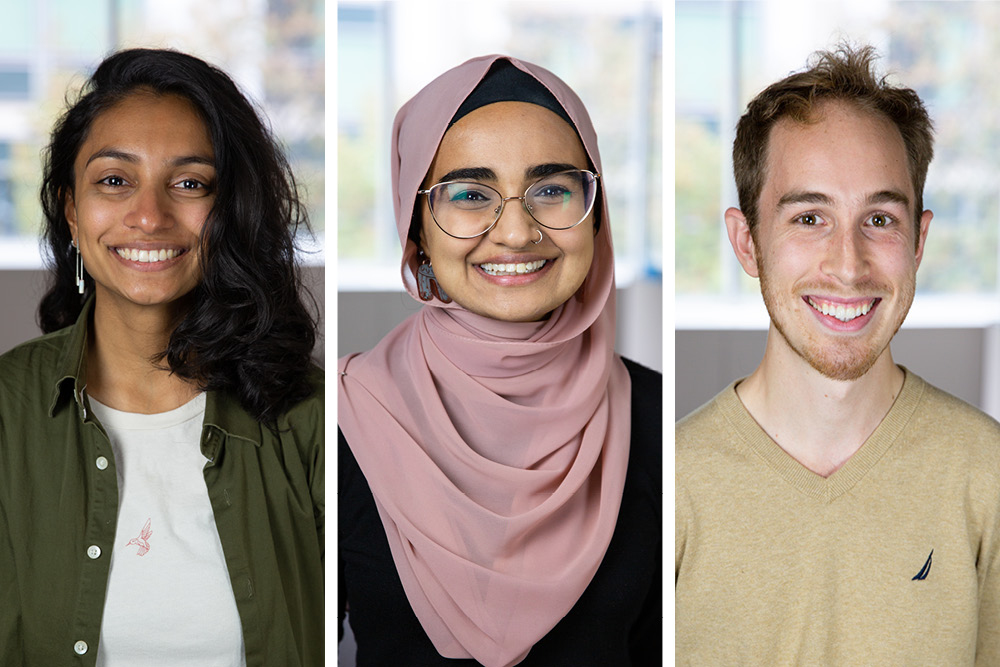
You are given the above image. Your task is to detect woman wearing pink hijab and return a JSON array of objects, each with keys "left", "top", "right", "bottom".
[{"left": 338, "top": 55, "right": 661, "bottom": 667}]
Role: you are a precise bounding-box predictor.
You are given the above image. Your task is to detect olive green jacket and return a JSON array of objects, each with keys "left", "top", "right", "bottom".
[{"left": 0, "top": 299, "right": 324, "bottom": 666}]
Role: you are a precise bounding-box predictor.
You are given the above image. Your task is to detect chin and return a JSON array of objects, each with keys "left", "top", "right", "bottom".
[
  {"left": 802, "top": 348, "right": 883, "bottom": 381},
  {"left": 776, "top": 322, "right": 887, "bottom": 381}
]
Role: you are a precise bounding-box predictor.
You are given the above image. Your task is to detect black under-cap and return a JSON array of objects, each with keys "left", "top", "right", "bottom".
[{"left": 449, "top": 59, "right": 575, "bottom": 128}]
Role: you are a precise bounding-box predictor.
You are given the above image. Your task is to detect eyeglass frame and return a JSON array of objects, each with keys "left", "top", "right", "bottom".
[{"left": 416, "top": 169, "right": 601, "bottom": 240}]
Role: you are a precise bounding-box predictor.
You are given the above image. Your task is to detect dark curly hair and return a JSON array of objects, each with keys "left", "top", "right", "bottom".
[{"left": 39, "top": 48, "right": 317, "bottom": 423}]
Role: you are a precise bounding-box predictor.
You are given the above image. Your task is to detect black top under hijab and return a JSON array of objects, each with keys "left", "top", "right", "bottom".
[
  {"left": 338, "top": 358, "right": 662, "bottom": 666},
  {"left": 449, "top": 59, "right": 576, "bottom": 128}
]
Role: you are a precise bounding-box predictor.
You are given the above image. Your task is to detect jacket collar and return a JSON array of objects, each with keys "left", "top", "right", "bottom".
[
  {"left": 45, "top": 297, "right": 260, "bottom": 447},
  {"left": 48, "top": 297, "right": 93, "bottom": 419}
]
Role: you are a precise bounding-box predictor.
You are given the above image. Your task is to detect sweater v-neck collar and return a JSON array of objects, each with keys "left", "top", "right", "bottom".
[{"left": 718, "top": 367, "right": 925, "bottom": 501}]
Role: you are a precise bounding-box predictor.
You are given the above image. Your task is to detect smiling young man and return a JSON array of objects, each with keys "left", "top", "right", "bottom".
[{"left": 675, "top": 46, "right": 1000, "bottom": 664}]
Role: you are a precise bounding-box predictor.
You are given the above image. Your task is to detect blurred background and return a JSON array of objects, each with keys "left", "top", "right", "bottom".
[
  {"left": 337, "top": 0, "right": 663, "bottom": 375},
  {"left": 676, "top": 0, "right": 1000, "bottom": 420},
  {"left": 0, "top": 0, "right": 324, "bottom": 362}
]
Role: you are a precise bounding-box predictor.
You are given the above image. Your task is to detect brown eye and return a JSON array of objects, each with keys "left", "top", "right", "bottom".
[
  {"left": 870, "top": 214, "right": 889, "bottom": 227},
  {"left": 99, "top": 175, "right": 127, "bottom": 187},
  {"left": 796, "top": 213, "right": 818, "bottom": 225}
]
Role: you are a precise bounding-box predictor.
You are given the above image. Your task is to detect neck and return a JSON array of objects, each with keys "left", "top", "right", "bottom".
[
  {"left": 85, "top": 294, "right": 200, "bottom": 414},
  {"left": 736, "top": 323, "right": 904, "bottom": 477}
]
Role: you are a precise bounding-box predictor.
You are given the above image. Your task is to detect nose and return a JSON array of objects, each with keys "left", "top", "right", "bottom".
[
  {"left": 487, "top": 196, "right": 537, "bottom": 247},
  {"left": 125, "top": 186, "right": 173, "bottom": 232},
  {"left": 821, "top": 224, "right": 870, "bottom": 284}
]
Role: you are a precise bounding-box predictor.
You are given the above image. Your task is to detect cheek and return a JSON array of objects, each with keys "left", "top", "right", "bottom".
[
  {"left": 761, "top": 235, "right": 813, "bottom": 274},
  {"left": 74, "top": 202, "right": 112, "bottom": 239},
  {"left": 560, "top": 230, "right": 596, "bottom": 281},
  {"left": 424, "top": 228, "right": 476, "bottom": 276},
  {"left": 187, "top": 204, "right": 212, "bottom": 237}
]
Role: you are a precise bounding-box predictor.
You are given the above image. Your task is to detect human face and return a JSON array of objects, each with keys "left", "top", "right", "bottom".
[
  {"left": 726, "top": 101, "right": 932, "bottom": 381},
  {"left": 419, "top": 101, "right": 596, "bottom": 322},
  {"left": 65, "top": 91, "right": 215, "bottom": 312}
]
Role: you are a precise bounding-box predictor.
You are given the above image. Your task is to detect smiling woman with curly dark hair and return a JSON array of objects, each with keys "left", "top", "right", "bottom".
[{"left": 0, "top": 49, "right": 323, "bottom": 666}]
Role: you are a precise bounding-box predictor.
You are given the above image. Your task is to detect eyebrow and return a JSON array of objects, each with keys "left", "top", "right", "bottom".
[
  {"left": 437, "top": 167, "right": 496, "bottom": 183},
  {"left": 865, "top": 190, "right": 910, "bottom": 208},
  {"left": 776, "top": 189, "right": 911, "bottom": 210},
  {"left": 525, "top": 162, "right": 580, "bottom": 179},
  {"left": 437, "top": 163, "right": 580, "bottom": 185},
  {"left": 776, "top": 191, "right": 834, "bottom": 209},
  {"left": 85, "top": 148, "right": 215, "bottom": 168}
]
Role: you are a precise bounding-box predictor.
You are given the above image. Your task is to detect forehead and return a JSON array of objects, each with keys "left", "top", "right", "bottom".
[
  {"left": 78, "top": 92, "right": 212, "bottom": 159},
  {"left": 430, "top": 101, "right": 587, "bottom": 176},
  {"left": 762, "top": 101, "right": 912, "bottom": 205}
]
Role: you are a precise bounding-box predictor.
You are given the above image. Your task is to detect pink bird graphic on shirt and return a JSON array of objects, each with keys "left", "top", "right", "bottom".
[{"left": 125, "top": 518, "right": 152, "bottom": 556}]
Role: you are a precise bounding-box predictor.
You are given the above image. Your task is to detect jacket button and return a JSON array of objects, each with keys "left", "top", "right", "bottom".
[
  {"left": 87, "top": 545, "right": 101, "bottom": 559},
  {"left": 96, "top": 456, "right": 109, "bottom": 470},
  {"left": 74, "top": 640, "right": 88, "bottom": 654}
]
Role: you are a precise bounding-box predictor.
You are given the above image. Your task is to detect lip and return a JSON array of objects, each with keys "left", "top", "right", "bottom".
[
  {"left": 803, "top": 295, "right": 881, "bottom": 332},
  {"left": 109, "top": 244, "right": 190, "bottom": 272},
  {"left": 474, "top": 255, "right": 554, "bottom": 286}
]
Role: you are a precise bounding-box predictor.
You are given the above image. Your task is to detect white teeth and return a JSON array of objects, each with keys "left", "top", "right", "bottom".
[
  {"left": 807, "top": 297, "right": 874, "bottom": 322},
  {"left": 116, "top": 247, "right": 181, "bottom": 263},
  {"left": 479, "top": 260, "right": 547, "bottom": 276}
]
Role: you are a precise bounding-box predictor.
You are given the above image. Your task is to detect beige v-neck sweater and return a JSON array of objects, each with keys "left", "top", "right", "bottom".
[{"left": 676, "top": 369, "right": 1000, "bottom": 665}]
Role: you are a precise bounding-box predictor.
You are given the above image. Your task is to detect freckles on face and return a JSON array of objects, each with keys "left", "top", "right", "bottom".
[
  {"left": 66, "top": 91, "right": 216, "bottom": 309},
  {"left": 752, "top": 101, "right": 927, "bottom": 380},
  {"left": 418, "top": 101, "right": 596, "bottom": 322}
]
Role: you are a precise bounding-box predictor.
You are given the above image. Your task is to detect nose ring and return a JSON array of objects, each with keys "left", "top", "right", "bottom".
[{"left": 532, "top": 229, "right": 543, "bottom": 245}]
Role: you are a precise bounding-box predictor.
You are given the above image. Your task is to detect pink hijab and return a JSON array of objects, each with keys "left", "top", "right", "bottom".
[{"left": 338, "top": 54, "right": 631, "bottom": 667}]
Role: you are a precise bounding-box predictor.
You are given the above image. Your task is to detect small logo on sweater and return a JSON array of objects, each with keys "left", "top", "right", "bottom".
[
  {"left": 912, "top": 549, "right": 933, "bottom": 580},
  {"left": 125, "top": 518, "right": 153, "bottom": 556}
]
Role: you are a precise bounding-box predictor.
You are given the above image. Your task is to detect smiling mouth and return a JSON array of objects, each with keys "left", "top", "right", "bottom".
[
  {"left": 807, "top": 296, "right": 878, "bottom": 322},
  {"left": 479, "top": 260, "right": 547, "bottom": 276},
  {"left": 114, "top": 247, "right": 185, "bottom": 263}
]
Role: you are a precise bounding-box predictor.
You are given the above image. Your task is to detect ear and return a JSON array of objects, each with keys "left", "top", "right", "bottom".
[
  {"left": 914, "top": 209, "right": 933, "bottom": 269},
  {"left": 724, "top": 207, "right": 760, "bottom": 278},
  {"left": 63, "top": 188, "right": 79, "bottom": 241},
  {"left": 416, "top": 215, "right": 428, "bottom": 260}
]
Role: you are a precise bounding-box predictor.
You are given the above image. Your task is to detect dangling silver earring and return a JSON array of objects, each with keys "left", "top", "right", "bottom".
[{"left": 72, "top": 239, "right": 84, "bottom": 294}]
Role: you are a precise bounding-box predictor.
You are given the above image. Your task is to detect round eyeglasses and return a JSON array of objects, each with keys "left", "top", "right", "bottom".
[{"left": 418, "top": 169, "right": 600, "bottom": 239}]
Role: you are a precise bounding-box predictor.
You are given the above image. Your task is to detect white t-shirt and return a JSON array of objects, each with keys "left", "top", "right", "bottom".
[{"left": 89, "top": 393, "right": 246, "bottom": 666}]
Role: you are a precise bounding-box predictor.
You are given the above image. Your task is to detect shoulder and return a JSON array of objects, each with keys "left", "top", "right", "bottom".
[
  {"left": 280, "top": 363, "right": 324, "bottom": 428},
  {"left": 621, "top": 356, "right": 660, "bottom": 386},
  {"left": 265, "top": 363, "right": 324, "bottom": 465},
  {"left": 906, "top": 374, "right": 1000, "bottom": 467},
  {"left": 675, "top": 383, "right": 735, "bottom": 450},
  {"left": 620, "top": 357, "right": 662, "bottom": 490},
  {"left": 0, "top": 328, "right": 75, "bottom": 415},
  {"left": 0, "top": 328, "right": 71, "bottom": 386},
  {"left": 621, "top": 356, "right": 661, "bottom": 415},
  {"left": 674, "top": 382, "right": 749, "bottom": 494},
  {"left": 913, "top": 376, "right": 1000, "bottom": 434}
]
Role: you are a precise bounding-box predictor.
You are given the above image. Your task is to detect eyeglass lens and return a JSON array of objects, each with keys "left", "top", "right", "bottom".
[{"left": 428, "top": 170, "right": 597, "bottom": 238}]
